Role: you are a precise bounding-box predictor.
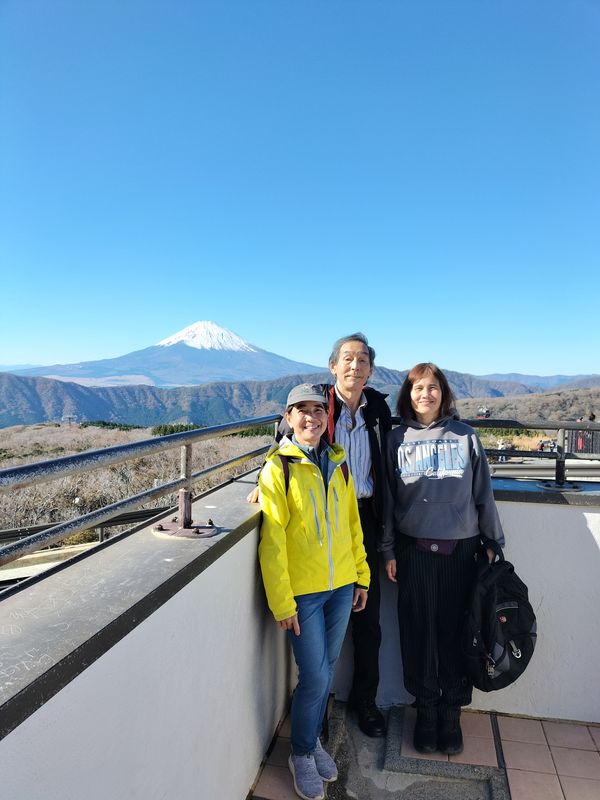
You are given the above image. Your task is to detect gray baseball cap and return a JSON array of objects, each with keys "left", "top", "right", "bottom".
[{"left": 285, "top": 383, "right": 328, "bottom": 410}]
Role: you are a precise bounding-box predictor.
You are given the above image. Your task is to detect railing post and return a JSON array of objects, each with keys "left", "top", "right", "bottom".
[
  {"left": 555, "top": 428, "right": 566, "bottom": 486},
  {"left": 178, "top": 444, "right": 193, "bottom": 529}
]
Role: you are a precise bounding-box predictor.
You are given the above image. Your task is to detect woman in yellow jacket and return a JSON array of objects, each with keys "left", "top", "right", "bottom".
[{"left": 259, "top": 383, "right": 370, "bottom": 800}]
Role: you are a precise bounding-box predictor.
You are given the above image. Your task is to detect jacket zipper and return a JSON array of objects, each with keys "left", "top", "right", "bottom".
[
  {"left": 295, "top": 455, "right": 336, "bottom": 590},
  {"left": 319, "top": 468, "right": 334, "bottom": 590},
  {"left": 333, "top": 486, "right": 339, "bottom": 531},
  {"left": 309, "top": 489, "right": 323, "bottom": 547}
]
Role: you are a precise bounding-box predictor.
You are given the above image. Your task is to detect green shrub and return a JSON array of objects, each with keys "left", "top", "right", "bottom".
[
  {"left": 80, "top": 420, "right": 144, "bottom": 431},
  {"left": 478, "top": 427, "right": 544, "bottom": 439},
  {"left": 234, "top": 424, "right": 276, "bottom": 438},
  {"left": 151, "top": 423, "right": 202, "bottom": 437}
]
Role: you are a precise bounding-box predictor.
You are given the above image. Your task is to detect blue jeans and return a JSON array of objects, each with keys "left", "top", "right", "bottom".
[{"left": 288, "top": 583, "right": 354, "bottom": 755}]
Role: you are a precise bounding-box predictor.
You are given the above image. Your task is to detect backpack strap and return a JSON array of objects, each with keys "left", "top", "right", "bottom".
[
  {"left": 279, "top": 454, "right": 291, "bottom": 493},
  {"left": 326, "top": 385, "right": 336, "bottom": 443},
  {"left": 279, "top": 453, "right": 349, "bottom": 492},
  {"left": 340, "top": 460, "right": 349, "bottom": 484}
]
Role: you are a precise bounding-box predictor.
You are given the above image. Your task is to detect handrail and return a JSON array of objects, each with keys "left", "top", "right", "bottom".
[
  {"left": 0, "top": 415, "right": 280, "bottom": 492},
  {"left": 1, "top": 413, "right": 599, "bottom": 570},
  {"left": 0, "top": 507, "right": 173, "bottom": 545},
  {"left": 0, "top": 416, "right": 280, "bottom": 568},
  {"left": 465, "top": 418, "right": 600, "bottom": 432}
]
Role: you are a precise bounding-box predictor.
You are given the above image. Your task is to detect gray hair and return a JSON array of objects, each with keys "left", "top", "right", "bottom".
[{"left": 328, "top": 332, "right": 375, "bottom": 367}]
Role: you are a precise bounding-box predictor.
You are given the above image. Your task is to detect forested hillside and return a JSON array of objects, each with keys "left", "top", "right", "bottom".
[{"left": 0, "top": 368, "right": 546, "bottom": 428}]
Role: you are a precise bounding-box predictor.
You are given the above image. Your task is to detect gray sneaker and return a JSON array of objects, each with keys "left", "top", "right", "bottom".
[
  {"left": 313, "top": 738, "right": 337, "bottom": 782},
  {"left": 288, "top": 753, "right": 325, "bottom": 800}
]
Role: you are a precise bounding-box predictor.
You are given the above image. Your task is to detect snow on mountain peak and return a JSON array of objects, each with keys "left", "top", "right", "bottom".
[{"left": 156, "top": 321, "right": 257, "bottom": 352}]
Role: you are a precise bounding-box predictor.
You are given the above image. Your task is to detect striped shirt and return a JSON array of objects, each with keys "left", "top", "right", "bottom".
[{"left": 334, "top": 391, "right": 373, "bottom": 499}]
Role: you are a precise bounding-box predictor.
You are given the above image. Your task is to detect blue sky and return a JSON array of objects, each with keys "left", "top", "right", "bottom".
[{"left": 1, "top": 1, "right": 599, "bottom": 376}]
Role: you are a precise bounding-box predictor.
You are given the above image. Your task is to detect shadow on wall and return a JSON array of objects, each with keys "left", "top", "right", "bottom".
[
  {"left": 332, "top": 497, "right": 600, "bottom": 723},
  {"left": 332, "top": 561, "right": 410, "bottom": 709}
]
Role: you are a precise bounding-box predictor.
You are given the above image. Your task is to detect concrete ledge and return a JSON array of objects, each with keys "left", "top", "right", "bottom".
[
  {"left": 0, "top": 470, "right": 292, "bottom": 800},
  {"left": 0, "top": 472, "right": 262, "bottom": 741},
  {"left": 493, "top": 477, "right": 600, "bottom": 506},
  {"left": 0, "top": 542, "right": 95, "bottom": 582}
]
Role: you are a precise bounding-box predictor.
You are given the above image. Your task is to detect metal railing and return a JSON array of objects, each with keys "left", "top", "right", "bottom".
[
  {"left": 1, "top": 414, "right": 599, "bottom": 571},
  {"left": 0, "top": 415, "right": 279, "bottom": 568},
  {"left": 0, "top": 506, "right": 173, "bottom": 546},
  {"left": 457, "top": 418, "right": 600, "bottom": 485}
]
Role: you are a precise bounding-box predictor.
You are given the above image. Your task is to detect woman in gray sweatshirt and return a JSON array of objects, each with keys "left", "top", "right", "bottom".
[{"left": 381, "top": 363, "right": 504, "bottom": 756}]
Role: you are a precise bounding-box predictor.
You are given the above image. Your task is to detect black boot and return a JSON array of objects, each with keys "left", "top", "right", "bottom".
[
  {"left": 354, "top": 697, "right": 386, "bottom": 738},
  {"left": 413, "top": 706, "right": 437, "bottom": 754},
  {"left": 438, "top": 706, "right": 463, "bottom": 755}
]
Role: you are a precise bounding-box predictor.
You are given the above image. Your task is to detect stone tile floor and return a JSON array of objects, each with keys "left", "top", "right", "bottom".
[{"left": 251, "top": 705, "right": 600, "bottom": 800}]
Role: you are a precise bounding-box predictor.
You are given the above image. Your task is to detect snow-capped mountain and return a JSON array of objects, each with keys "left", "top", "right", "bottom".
[
  {"left": 7, "top": 321, "right": 323, "bottom": 387},
  {"left": 157, "top": 321, "right": 257, "bottom": 352}
]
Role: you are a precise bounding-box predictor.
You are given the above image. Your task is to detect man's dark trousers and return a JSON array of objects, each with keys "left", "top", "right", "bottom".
[{"left": 350, "top": 498, "right": 381, "bottom": 703}]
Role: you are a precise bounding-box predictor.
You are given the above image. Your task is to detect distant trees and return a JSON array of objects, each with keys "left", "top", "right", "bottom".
[
  {"left": 478, "top": 427, "right": 544, "bottom": 440},
  {"left": 151, "top": 423, "right": 202, "bottom": 436},
  {"left": 80, "top": 420, "right": 144, "bottom": 431},
  {"left": 235, "top": 424, "right": 275, "bottom": 437}
]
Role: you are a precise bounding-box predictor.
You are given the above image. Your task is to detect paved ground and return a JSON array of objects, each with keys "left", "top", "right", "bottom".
[
  {"left": 252, "top": 702, "right": 600, "bottom": 800},
  {"left": 319, "top": 704, "right": 508, "bottom": 800}
]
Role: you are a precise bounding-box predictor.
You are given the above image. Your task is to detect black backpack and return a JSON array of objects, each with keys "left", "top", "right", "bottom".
[{"left": 462, "top": 550, "right": 537, "bottom": 692}]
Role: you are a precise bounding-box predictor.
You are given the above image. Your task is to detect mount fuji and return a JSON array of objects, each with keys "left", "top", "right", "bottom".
[{"left": 9, "top": 321, "right": 324, "bottom": 387}]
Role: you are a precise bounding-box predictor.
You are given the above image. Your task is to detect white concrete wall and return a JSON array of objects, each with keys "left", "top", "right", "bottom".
[
  {"left": 2, "top": 492, "right": 599, "bottom": 800},
  {"left": 334, "top": 498, "right": 600, "bottom": 723},
  {"left": 0, "top": 529, "right": 292, "bottom": 800},
  {"left": 472, "top": 501, "right": 600, "bottom": 722}
]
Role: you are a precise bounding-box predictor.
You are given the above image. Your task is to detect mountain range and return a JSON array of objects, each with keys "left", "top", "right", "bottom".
[
  {"left": 478, "top": 373, "right": 600, "bottom": 391},
  {"left": 1, "top": 368, "right": 598, "bottom": 430},
  {"left": 7, "top": 321, "right": 323, "bottom": 387},
  {"left": 1, "top": 321, "right": 598, "bottom": 428}
]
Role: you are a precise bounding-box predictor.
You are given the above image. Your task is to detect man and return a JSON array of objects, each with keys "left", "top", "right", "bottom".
[
  {"left": 252, "top": 333, "right": 390, "bottom": 737},
  {"left": 322, "top": 333, "right": 391, "bottom": 737}
]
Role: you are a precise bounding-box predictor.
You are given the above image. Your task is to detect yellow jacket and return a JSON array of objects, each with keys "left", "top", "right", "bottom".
[{"left": 258, "top": 440, "right": 370, "bottom": 621}]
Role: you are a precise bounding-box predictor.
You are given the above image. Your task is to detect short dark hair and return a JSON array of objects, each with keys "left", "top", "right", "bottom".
[
  {"left": 396, "top": 362, "right": 456, "bottom": 420},
  {"left": 328, "top": 332, "right": 375, "bottom": 368}
]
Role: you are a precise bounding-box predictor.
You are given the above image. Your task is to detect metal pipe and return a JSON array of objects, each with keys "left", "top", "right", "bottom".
[
  {"left": 555, "top": 429, "right": 567, "bottom": 486},
  {"left": 179, "top": 444, "right": 193, "bottom": 528},
  {"left": 0, "top": 476, "right": 187, "bottom": 567},
  {"left": 0, "top": 415, "right": 279, "bottom": 493}
]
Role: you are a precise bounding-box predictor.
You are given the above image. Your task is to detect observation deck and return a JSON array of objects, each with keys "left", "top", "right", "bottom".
[{"left": 1, "top": 417, "right": 599, "bottom": 800}]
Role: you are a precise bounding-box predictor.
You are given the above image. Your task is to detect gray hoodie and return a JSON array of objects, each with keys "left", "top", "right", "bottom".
[{"left": 379, "top": 413, "right": 505, "bottom": 561}]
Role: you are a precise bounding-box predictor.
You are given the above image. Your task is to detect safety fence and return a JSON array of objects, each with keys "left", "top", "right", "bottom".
[{"left": 1, "top": 414, "right": 599, "bottom": 572}]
